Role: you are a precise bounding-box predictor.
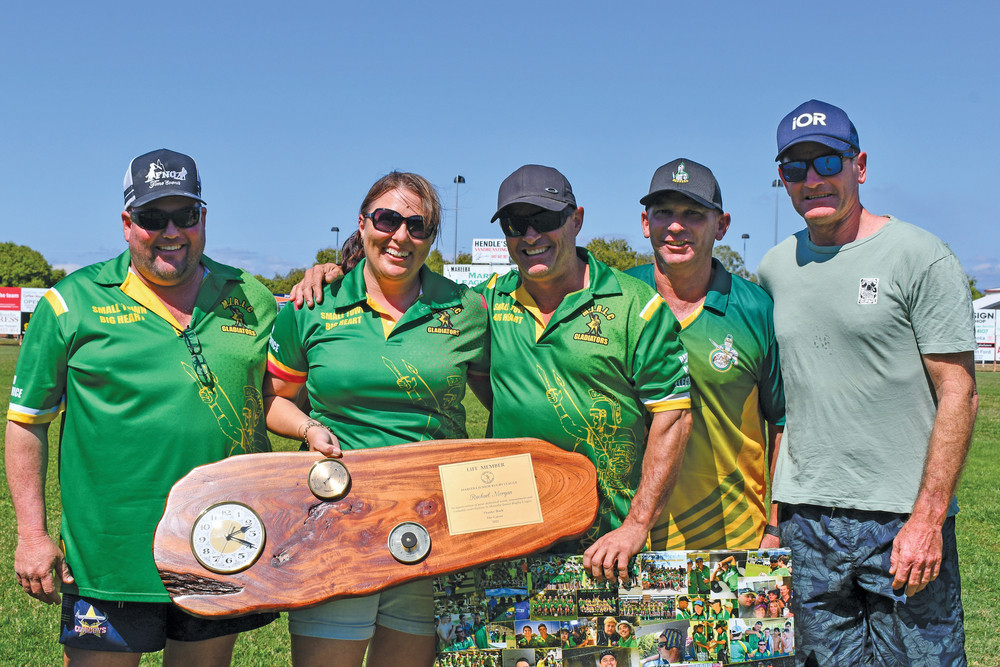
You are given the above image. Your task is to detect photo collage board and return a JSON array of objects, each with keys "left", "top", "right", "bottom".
[{"left": 433, "top": 549, "right": 795, "bottom": 667}]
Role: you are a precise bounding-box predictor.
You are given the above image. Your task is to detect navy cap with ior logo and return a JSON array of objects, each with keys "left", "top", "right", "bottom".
[
  {"left": 640, "top": 158, "right": 723, "bottom": 212},
  {"left": 490, "top": 164, "right": 575, "bottom": 221},
  {"left": 124, "top": 148, "right": 204, "bottom": 209},
  {"left": 776, "top": 99, "right": 860, "bottom": 160}
]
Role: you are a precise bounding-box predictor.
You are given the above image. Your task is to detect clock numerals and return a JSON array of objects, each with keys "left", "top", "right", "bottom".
[{"left": 190, "top": 502, "right": 266, "bottom": 574}]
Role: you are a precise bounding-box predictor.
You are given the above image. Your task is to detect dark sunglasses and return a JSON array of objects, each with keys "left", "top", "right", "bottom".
[
  {"left": 498, "top": 206, "right": 573, "bottom": 237},
  {"left": 364, "top": 208, "right": 433, "bottom": 240},
  {"left": 129, "top": 206, "right": 201, "bottom": 231},
  {"left": 181, "top": 327, "right": 214, "bottom": 389},
  {"left": 778, "top": 153, "right": 856, "bottom": 183}
]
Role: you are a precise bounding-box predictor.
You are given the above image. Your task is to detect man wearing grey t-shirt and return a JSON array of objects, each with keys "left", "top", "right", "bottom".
[{"left": 759, "top": 99, "right": 977, "bottom": 666}]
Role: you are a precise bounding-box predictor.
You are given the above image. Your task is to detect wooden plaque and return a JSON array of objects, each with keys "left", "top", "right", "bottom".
[{"left": 153, "top": 438, "right": 597, "bottom": 617}]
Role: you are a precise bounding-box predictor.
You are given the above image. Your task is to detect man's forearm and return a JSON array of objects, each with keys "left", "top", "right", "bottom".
[
  {"left": 623, "top": 409, "right": 691, "bottom": 531},
  {"left": 4, "top": 421, "right": 52, "bottom": 537},
  {"left": 912, "top": 353, "right": 978, "bottom": 524}
]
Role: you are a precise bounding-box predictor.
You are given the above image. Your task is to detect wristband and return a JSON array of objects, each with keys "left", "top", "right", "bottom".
[{"left": 763, "top": 524, "right": 781, "bottom": 538}]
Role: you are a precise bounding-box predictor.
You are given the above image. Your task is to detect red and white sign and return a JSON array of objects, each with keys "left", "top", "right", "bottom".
[{"left": 0, "top": 287, "right": 21, "bottom": 311}]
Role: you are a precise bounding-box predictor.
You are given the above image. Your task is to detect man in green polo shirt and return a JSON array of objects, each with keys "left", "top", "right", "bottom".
[
  {"left": 5, "top": 149, "right": 277, "bottom": 664},
  {"left": 483, "top": 164, "right": 692, "bottom": 581},
  {"left": 624, "top": 158, "right": 785, "bottom": 552}
]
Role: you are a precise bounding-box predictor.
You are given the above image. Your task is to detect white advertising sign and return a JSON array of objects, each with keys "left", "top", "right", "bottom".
[
  {"left": 443, "top": 264, "right": 514, "bottom": 287},
  {"left": 975, "top": 344, "right": 996, "bottom": 363},
  {"left": 0, "top": 310, "right": 20, "bottom": 335},
  {"left": 20, "top": 287, "right": 48, "bottom": 313},
  {"left": 471, "top": 239, "right": 510, "bottom": 265},
  {"left": 974, "top": 310, "right": 995, "bottom": 344}
]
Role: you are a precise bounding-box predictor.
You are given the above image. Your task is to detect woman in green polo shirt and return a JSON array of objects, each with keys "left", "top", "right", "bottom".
[{"left": 264, "top": 171, "right": 490, "bottom": 667}]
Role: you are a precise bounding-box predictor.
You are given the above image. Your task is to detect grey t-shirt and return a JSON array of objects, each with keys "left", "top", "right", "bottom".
[{"left": 758, "top": 217, "right": 974, "bottom": 513}]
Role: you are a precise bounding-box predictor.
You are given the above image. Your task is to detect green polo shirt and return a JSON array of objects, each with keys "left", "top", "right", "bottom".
[
  {"left": 8, "top": 251, "right": 276, "bottom": 601},
  {"left": 626, "top": 260, "right": 784, "bottom": 549},
  {"left": 479, "top": 249, "right": 690, "bottom": 546},
  {"left": 267, "top": 260, "right": 489, "bottom": 449}
]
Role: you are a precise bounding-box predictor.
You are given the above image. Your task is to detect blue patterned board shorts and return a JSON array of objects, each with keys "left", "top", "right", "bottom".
[{"left": 780, "top": 505, "right": 965, "bottom": 667}]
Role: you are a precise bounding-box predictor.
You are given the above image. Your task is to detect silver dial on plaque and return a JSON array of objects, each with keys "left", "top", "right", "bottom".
[
  {"left": 190, "top": 502, "right": 265, "bottom": 574},
  {"left": 307, "top": 459, "right": 351, "bottom": 501},
  {"left": 387, "top": 521, "right": 432, "bottom": 564}
]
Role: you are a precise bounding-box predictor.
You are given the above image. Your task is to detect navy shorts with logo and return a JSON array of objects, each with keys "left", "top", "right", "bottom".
[
  {"left": 780, "top": 504, "right": 965, "bottom": 667},
  {"left": 59, "top": 593, "right": 278, "bottom": 653}
]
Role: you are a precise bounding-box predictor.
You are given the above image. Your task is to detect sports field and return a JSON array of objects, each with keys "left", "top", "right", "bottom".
[{"left": 0, "top": 340, "right": 996, "bottom": 665}]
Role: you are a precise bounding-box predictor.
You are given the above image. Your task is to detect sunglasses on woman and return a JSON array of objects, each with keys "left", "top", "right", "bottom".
[
  {"left": 364, "top": 208, "right": 432, "bottom": 239},
  {"left": 498, "top": 206, "right": 574, "bottom": 237},
  {"left": 778, "top": 153, "right": 856, "bottom": 183},
  {"left": 129, "top": 206, "right": 202, "bottom": 231}
]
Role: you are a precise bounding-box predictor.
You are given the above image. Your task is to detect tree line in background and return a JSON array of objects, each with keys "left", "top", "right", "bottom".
[
  {"left": 1, "top": 239, "right": 985, "bottom": 299},
  {"left": 0, "top": 242, "right": 67, "bottom": 288}
]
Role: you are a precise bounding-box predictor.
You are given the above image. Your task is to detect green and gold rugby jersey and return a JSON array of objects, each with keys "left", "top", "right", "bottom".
[
  {"left": 7, "top": 251, "right": 276, "bottom": 601},
  {"left": 627, "top": 259, "right": 784, "bottom": 550},
  {"left": 267, "top": 260, "right": 489, "bottom": 449},
  {"left": 480, "top": 249, "right": 690, "bottom": 546}
]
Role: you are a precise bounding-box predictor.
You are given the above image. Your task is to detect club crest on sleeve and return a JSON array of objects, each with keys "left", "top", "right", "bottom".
[{"left": 858, "top": 278, "right": 879, "bottom": 305}]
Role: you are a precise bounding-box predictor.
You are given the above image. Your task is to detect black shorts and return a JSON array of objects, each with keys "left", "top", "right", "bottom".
[{"left": 59, "top": 592, "right": 278, "bottom": 653}]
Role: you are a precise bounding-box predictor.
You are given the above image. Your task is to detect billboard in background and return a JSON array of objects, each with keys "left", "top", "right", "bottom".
[
  {"left": 471, "top": 239, "right": 510, "bottom": 265},
  {"left": 0, "top": 310, "right": 20, "bottom": 335},
  {"left": 443, "top": 264, "right": 514, "bottom": 287},
  {"left": 0, "top": 287, "right": 20, "bottom": 311},
  {"left": 974, "top": 310, "right": 997, "bottom": 362},
  {"left": 20, "top": 287, "right": 47, "bottom": 313}
]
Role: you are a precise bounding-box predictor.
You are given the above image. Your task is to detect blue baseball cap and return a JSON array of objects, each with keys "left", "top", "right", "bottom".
[{"left": 776, "top": 99, "right": 860, "bottom": 160}]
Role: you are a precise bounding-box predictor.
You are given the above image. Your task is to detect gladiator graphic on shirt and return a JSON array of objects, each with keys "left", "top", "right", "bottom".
[
  {"left": 382, "top": 357, "right": 464, "bottom": 439},
  {"left": 536, "top": 365, "right": 638, "bottom": 543},
  {"left": 181, "top": 363, "right": 268, "bottom": 456}
]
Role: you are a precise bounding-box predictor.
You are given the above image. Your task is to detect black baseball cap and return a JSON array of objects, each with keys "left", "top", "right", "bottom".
[
  {"left": 640, "top": 158, "right": 723, "bottom": 212},
  {"left": 491, "top": 164, "right": 576, "bottom": 221},
  {"left": 124, "top": 148, "right": 204, "bottom": 209}
]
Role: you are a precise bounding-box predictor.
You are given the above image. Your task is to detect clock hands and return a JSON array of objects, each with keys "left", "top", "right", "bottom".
[{"left": 223, "top": 522, "right": 257, "bottom": 548}]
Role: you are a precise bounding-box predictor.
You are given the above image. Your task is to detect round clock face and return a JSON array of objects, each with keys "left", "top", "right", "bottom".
[{"left": 190, "top": 502, "right": 265, "bottom": 574}]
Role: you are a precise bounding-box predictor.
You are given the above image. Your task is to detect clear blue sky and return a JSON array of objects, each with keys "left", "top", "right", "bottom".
[{"left": 3, "top": 1, "right": 997, "bottom": 287}]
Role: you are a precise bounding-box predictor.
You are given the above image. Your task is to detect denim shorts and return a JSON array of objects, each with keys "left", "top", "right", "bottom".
[
  {"left": 287, "top": 578, "right": 435, "bottom": 640},
  {"left": 59, "top": 593, "right": 277, "bottom": 653},
  {"left": 780, "top": 504, "right": 965, "bottom": 666}
]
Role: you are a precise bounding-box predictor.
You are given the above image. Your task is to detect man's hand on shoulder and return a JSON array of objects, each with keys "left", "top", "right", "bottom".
[
  {"left": 290, "top": 263, "right": 343, "bottom": 309},
  {"left": 14, "top": 532, "right": 73, "bottom": 605}
]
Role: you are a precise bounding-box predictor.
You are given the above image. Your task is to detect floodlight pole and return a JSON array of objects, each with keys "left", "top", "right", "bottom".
[
  {"left": 453, "top": 175, "right": 465, "bottom": 262},
  {"left": 771, "top": 179, "right": 782, "bottom": 245},
  {"left": 330, "top": 226, "right": 340, "bottom": 264}
]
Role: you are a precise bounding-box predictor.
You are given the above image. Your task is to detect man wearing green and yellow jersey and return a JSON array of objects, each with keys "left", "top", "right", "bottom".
[
  {"left": 266, "top": 261, "right": 489, "bottom": 449},
  {"left": 4, "top": 149, "right": 276, "bottom": 663},
  {"left": 625, "top": 158, "right": 784, "bottom": 551},
  {"left": 484, "top": 165, "right": 692, "bottom": 582}
]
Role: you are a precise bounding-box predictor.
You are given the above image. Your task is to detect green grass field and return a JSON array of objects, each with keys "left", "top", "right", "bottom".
[{"left": 0, "top": 339, "right": 996, "bottom": 665}]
